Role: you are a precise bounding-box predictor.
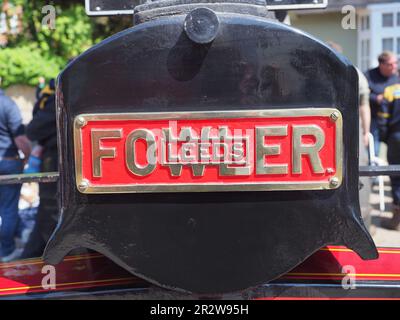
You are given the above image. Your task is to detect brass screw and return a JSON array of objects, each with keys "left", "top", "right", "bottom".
[
  {"left": 329, "top": 177, "right": 339, "bottom": 188},
  {"left": 330, "top": 111, "right": 340, "bottom": 122},
  {"left": 78, "top": 180, "right": 89, "bottom": 193},
  {"left": 76, "top": 116, "right": 87, "bottom": 128}
]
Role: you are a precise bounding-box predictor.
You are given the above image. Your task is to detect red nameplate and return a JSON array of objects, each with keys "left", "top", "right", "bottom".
[{"left": 73, "top": 109, "right": 342, "bottom": 193}]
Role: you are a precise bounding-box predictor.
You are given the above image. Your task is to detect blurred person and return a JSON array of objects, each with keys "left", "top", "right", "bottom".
[
  {"left": 357, "top": 67, "right": 373, "bottom": 230},
  {"left": 365, "top": 51, "right": 399, "bottom": 157},
  {"left": 20, "top": 79, "right": 58, "bottom": 259},
  {"left": 35, "top": 77, "right": 46, "bottom": 101},
  {"left": 0, "top": 77, "right": 31, "bottom": 262},
  {"left": 378, "top": 83, "right": 400, "bottom": 230},
  {"left": 326, "top": 40, "right": 372, "bottom": 229},
  {"left": 326, "top": 41, "right": 371, "bottom": 145},
  {"left": 358, "top": 68, "right": 371, "bottom": 147},
  {"left": 24, "top": 77, "right": 51, "bottom": 175}
]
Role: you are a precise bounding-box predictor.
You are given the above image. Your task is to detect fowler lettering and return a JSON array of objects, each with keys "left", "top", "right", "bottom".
[
  {"left": 74, "top": 109, "right": 342, "bottom": 193},
  {"left": 91, "top": 124, "right": 325, "bottom": 177}
]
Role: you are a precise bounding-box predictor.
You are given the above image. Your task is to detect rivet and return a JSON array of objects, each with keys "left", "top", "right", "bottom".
[
  {"left": 330, "top": 111, "right": 340, "bottom": 122},
  {"left": 329, "top": 177, "right": 339, "bottom": 188},
  {"left": 78, "top": 180, "right": 89, "bottom": 192},
  {"left": 76, "top": 116, "right": 87, "bottom": 128}
]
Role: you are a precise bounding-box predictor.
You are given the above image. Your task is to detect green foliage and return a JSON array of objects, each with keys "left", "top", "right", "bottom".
[
  {"left": 34, "top": 5, "right": 95, "bottom": 60},
  {"left": 1, "top": 0, "right": 131, "bottom": 87},
  {"left": 0, "top": 45, "right": 60, "bottom": 87}
]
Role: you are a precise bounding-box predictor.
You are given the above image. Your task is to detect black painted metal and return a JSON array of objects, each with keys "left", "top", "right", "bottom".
[
  {"left": 1, "top": 165, "right": 400, "bottom": 185},
  {"left": 44, "top": 0, "right": 378, "bottom": 294},
  {"left": 134, "top": 0, "right": 273, "bottom": 23},
  {"left": 85, "top": 0, "right": 326, "bottom": 16},
  {"left": 86, "top": 0, "right": 137, "bottom": 13}
]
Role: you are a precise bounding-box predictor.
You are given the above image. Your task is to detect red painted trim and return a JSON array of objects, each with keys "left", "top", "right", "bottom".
[
  {"left": 284, "top": 246, "right": 400, "bottom": 281},
  {"left": 0, "top": 253, "right": 142, "bottom": 297},
  {"left": 255, "top": 297, "right": 400, "bottom": 300},
  {"left": 0, "top": 246, "right": 400, "bottom": 298}
]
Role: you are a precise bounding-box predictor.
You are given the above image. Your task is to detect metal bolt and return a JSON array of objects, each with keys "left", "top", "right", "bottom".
[
  {"left": 78, "top": 180, "right": 89, "bottom": 193},
  {"left": 330, "top": 111, "right": 340, "bottom": 122},
  {"left": 184, "top": 8, "right": 220, "bottom": 44},
  {"left": 76, "top": 116, "right": 87, "bottom": 128},
  {"left": 329, "top": 177, "right": 339, "bottom": 188}
]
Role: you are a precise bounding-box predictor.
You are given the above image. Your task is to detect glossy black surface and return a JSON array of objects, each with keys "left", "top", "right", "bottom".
[{"left": 45, "top": 7, "right": 378, "bottom": 294}]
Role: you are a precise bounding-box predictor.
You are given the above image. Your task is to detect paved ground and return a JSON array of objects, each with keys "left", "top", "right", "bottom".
[
  {"left": 369, "top": 178, "right": 400, "bottom": 247},
  {"left": 370, "top": 143, "right": 400, "bottom": 247},
  {"left": 363, "top": 142, "right": 400, "bottom": 247}
]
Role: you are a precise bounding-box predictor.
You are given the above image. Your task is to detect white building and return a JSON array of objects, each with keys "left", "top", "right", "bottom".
[
  {"left": 358, "top": 2, "right": 400, "bottom": 71},
  {"left": 290, "top": 0, "right": 400, "bottom": 72}
]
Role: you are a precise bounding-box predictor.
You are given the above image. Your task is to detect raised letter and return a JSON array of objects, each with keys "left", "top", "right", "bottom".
[
  {"left": 256, "top": 126, "right": 288, "bottom": 175},
  {"left": 126, "top": 129, "right": 156, "bottom": 176},
  {"left": 292, "top": 125, "right": 325, "bottom": 174},
  {"left": 91, "top": 129, "right": 122, "bottom": 178}
]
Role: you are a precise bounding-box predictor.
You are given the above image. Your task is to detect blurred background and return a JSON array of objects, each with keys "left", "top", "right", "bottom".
[{"left": 0, "top": 0, "right": 133, "bottom": 123}]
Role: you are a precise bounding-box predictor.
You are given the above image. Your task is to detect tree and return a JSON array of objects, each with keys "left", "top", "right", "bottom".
[{"left": 0, "top": 0, "right": 131, "bottom": 87}]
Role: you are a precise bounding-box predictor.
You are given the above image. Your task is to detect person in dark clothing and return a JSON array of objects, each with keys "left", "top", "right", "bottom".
[
  {"left": 365, "top": 51, "right": 399, "bottom": 157},
  {"left": 35, "top": 77, "right": 46, "bottom": 101},
  {"left": 0, "top": 84, "right": 31, "bottom": 262},
  {"left": 20, "top": 79, "right": 59, "bottom": 259},
  {"left": 378, "top": 83, "right": 400, "bottom": 230}
]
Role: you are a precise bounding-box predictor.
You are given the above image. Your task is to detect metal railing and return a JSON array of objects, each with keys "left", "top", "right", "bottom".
[
  {"left": 359, "top": 165, "right": 400, "bottom": 177},
  {"left": 0, "top": 172, "right": 59, "bottom": 185},
  {"left": 0, "top": 167, "right": 400, "bottom": 185}
]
